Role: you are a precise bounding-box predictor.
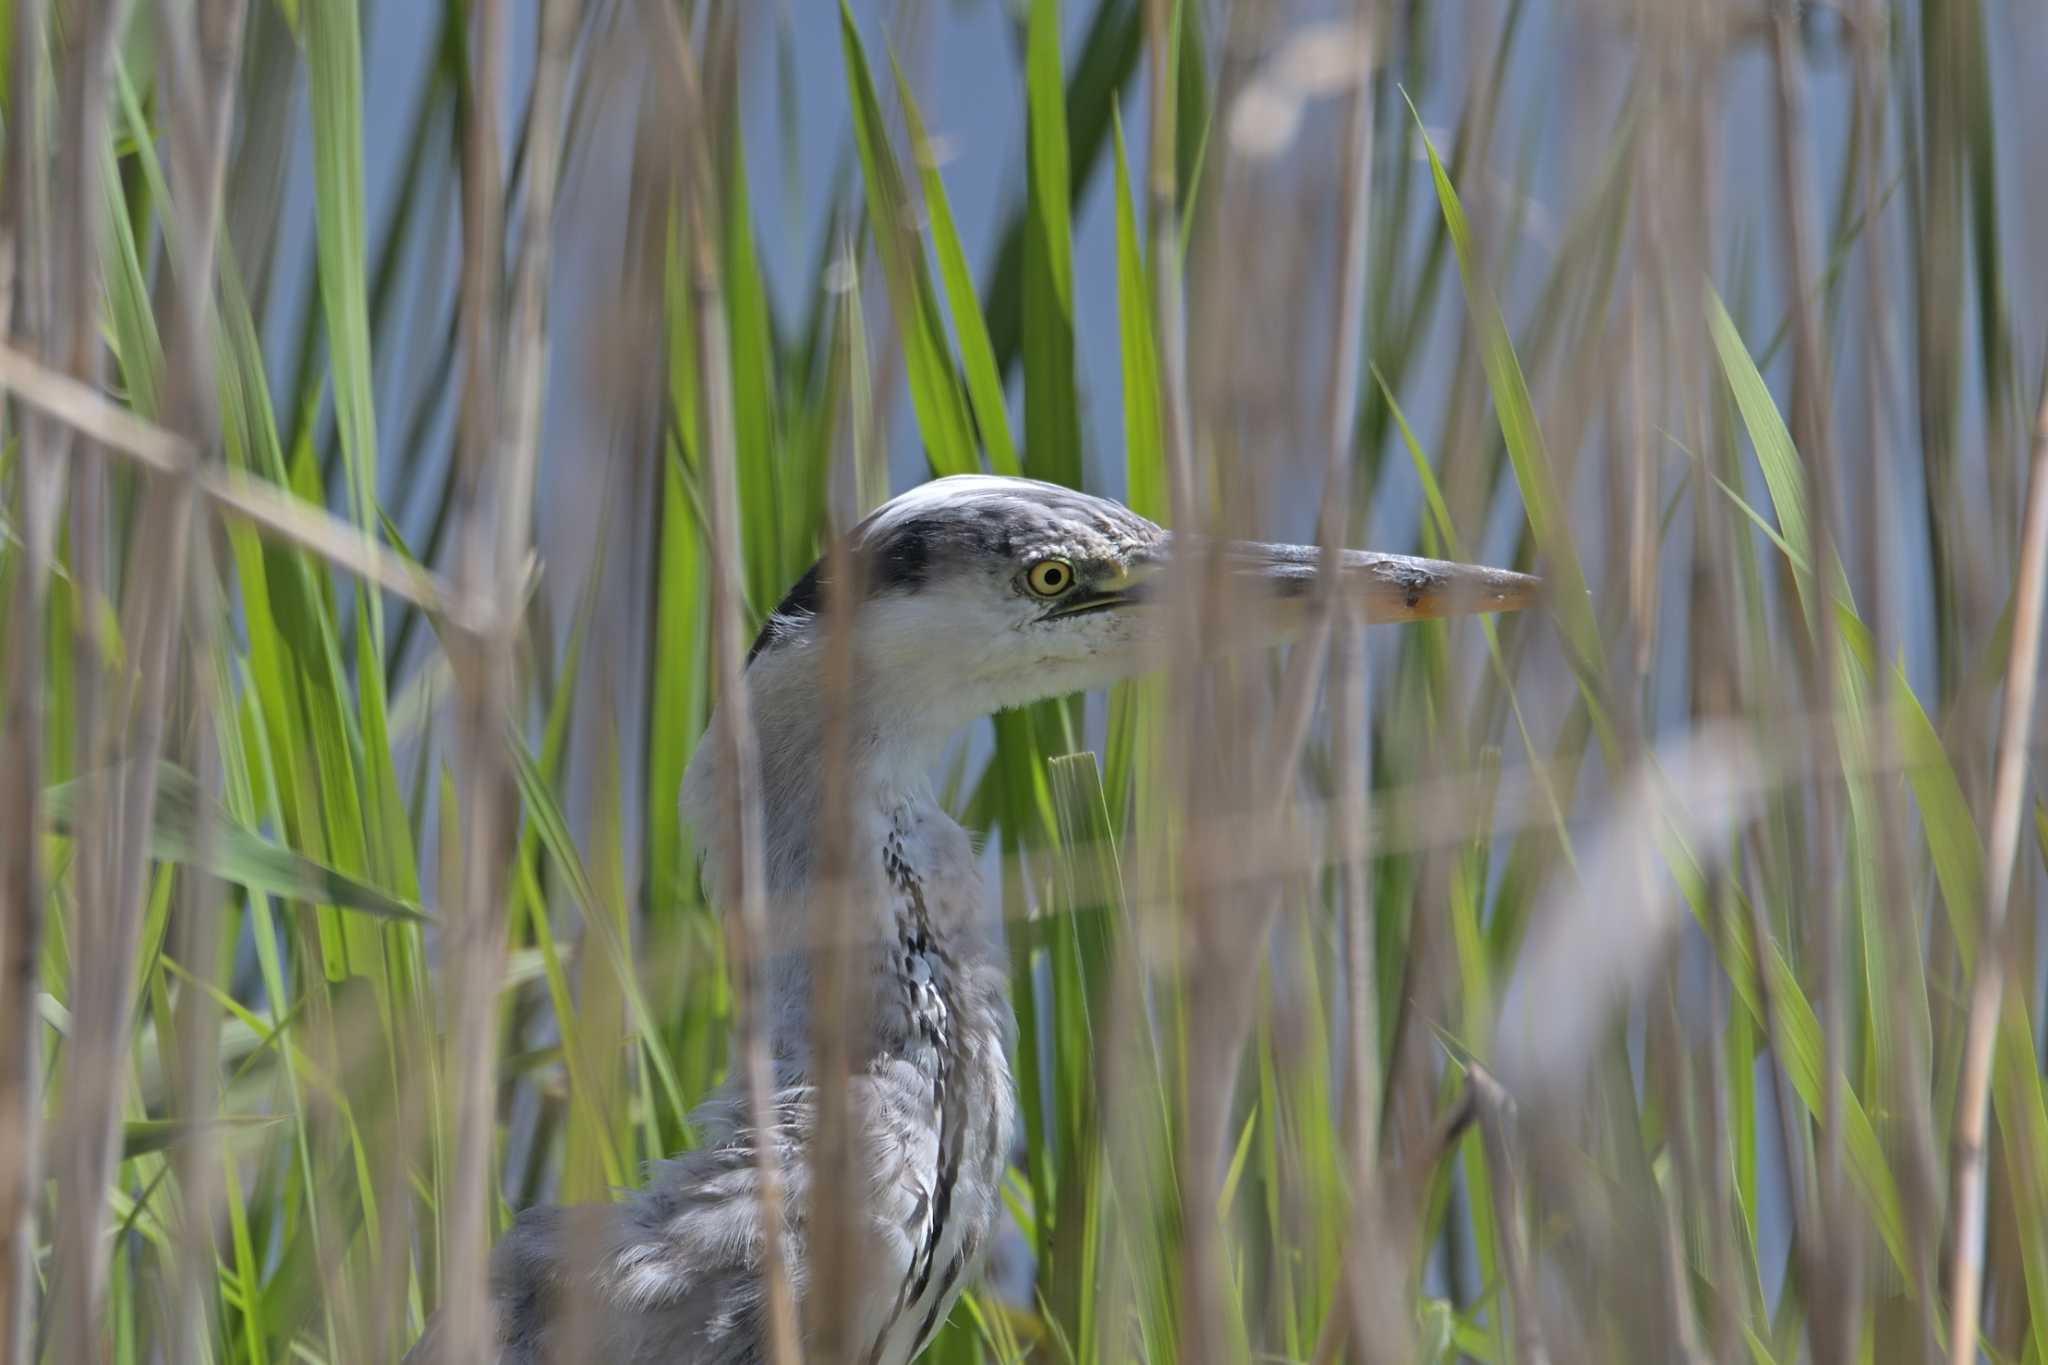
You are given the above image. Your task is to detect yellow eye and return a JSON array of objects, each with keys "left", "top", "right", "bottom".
[{"left": 1025, "top": 559, "right": 1075, "bottom": 597}]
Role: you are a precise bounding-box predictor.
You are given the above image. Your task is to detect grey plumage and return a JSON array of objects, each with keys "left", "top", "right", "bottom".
[{"left": 405, "top": 476, "right": 1538, "bottom": 1364}]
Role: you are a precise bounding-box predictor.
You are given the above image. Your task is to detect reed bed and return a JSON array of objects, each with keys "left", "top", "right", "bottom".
[{"left": 3, "top": 1, "right": 2047, "bottom": 1362}]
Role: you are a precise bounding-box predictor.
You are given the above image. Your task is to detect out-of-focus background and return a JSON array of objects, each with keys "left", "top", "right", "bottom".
[{"left": 6, "top": 0, "right": 2048, "bottom": 1361}]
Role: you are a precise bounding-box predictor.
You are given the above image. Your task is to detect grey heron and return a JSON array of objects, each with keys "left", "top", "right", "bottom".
[{"left": 406, "top": 474, "right": 1539, "bottom": 1364}]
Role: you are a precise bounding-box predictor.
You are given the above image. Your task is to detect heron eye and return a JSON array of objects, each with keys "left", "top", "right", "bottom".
[{"left": 1025, "top": 559, "right": 1074, "bottom": 597}]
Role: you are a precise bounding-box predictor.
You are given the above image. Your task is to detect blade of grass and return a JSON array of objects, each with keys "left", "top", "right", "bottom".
[
  {"left": 1410, "top": 101, "right": 1608, "bottom": 752},
  {"left": 1022, "top": 0, "right": 1081, "bottom": 489},
  {"left": 1111, "top": 110, "right": 1164, "bottom": 522},
  {"left": 894, "top": 61, "right": 1019, "bottom": 478},
  {"left": 981, "top": 0, "right": 1145, "bottom": 378},
  {"left": 46, "top": 766, "right": 424, "bottom": 922},
  {"left": 302, "top": 0, "right": 381, "bottom": 646},
  {"left": 838, "top": 3, "right": 978, "bottom": 477}
]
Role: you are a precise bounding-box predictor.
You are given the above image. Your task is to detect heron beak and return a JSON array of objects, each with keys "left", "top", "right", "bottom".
[
  {"left": 1044, "top": 564, "right": 1158, "bottom": 618},
  {"left": 1050, "top": 542, "right": 1540, "bottom": 623},
  {"left": 1056, "top": 544, "right": 1540, "bottom": 630},
  {"left": 1226, "top": 541, "right": 1543, "bottom": 622}
]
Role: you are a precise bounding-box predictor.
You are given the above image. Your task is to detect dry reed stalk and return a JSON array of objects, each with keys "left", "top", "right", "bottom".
[
  {"left": 1616, "top": 52, "right": 1709, "bottom": 1346},
  {"left": 43, "top": 5, "right": 165, "bottom": 1360},
  {"left": 519, "top": 3, "right": 587, "bottom": 1352},
  {"left": 802, "top": 456, "right": 865, "bottom": 1360},
  {"left": 1467, "top": 1067, "right": 1549, "bottom": 1365},
  {"left": 1646, "top": 975, "right": 1714, "bottom": 1365},
  {"left": 501, "top": 0, "right": 578, "bottom": 607},
  {"left": 1371, "top": 0, "right": 1525, "bottom": 1223},
  {"left": 1166, "top": 113, "right": 1238, "bottom": 1365},
  {"left": 151, "top": 2, "right": 249, "bottom": 1359},
  {"left": 646, "top": 5, "right": 802, "bottom": 1360},
  {"left": 0, "top": 341, "right": 454, "bottom": 610},
  {"left": 1321, "top": 0, "right": 1377, "bottom": 1168},
  {"left": 1643, "top": 17, "right": 1746, "bottom": 1354},
  {"left": 1766, "top": 12, "right": 1858, "bottom": 1359},
  {"left": 0, "top": 2, "right": 56, "bottom": 1356},
  {"left": 1310, "top": 1070, "right": 1493, "bottom": 1365},
  {"left": 1167, "top": 5, "right": 1330, "bottom": 1355},
  {"left": 1624, "top": 279, "right": 1656, "bottom": 684},
  {"left": 1244, "top": 20, "right": 1398, "bottom": 808},
  {"left": 1280, "top": 11, "right": 1422, "bottom": 1361},
  {"left": 1849, "top": 3, "right": 1943, "bottom": 1351},
  {"left": 440, "top": 0, "right": 515, "bottom": 1355},
  {"left": 1136, "top": 5, "right": 1214, "bottom": 1360},
  {"left": 797, "top": 212, "right": 886, "bottom": 1361},
  {"left": 802, "top": 233, "right": 879, "bottom": 1358},
  {"left": 430, "top": 0, "right": 576, "bottom": 1351},
  {"left": 1180, "top": 17, "right": 1397, "bottom": 1342},
  {"left": 1945, "top": 387, "right": 2048, "bottom": 1365}
]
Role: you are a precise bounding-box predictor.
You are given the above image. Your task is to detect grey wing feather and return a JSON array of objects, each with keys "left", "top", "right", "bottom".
[
  {"left": 401, "top": 1074, "right": 953, "bottom": 1365},
  {"left": 402, "top": 1095, "right": 812, "bottom": 1365}
]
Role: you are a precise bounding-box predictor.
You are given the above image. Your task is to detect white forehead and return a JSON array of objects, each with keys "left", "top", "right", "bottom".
[{"left": 862, "top": 475, "right": 1074, "bottom": 531}]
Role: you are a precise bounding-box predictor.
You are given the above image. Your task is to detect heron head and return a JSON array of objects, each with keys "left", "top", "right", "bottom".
[{"left": 742, "top": 475, "right": 1541, "bottom": 730}]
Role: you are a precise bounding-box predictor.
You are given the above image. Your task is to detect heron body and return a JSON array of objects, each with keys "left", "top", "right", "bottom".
[{"left": 407, "top": 476, "right": 1537, "bottom": 1363}]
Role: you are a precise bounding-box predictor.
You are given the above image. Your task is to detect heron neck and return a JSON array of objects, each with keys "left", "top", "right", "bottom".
[
  {"left": 683, "top": 646, "right": 972, "bottom": 909},
  {"left": 681, "top": 652, "right": 998, "bottom": 1070}
]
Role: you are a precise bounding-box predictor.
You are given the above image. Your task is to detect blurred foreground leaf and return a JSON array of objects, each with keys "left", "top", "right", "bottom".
[{"left": 46, "top": 765, "right": 426, "bottom": 922}]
